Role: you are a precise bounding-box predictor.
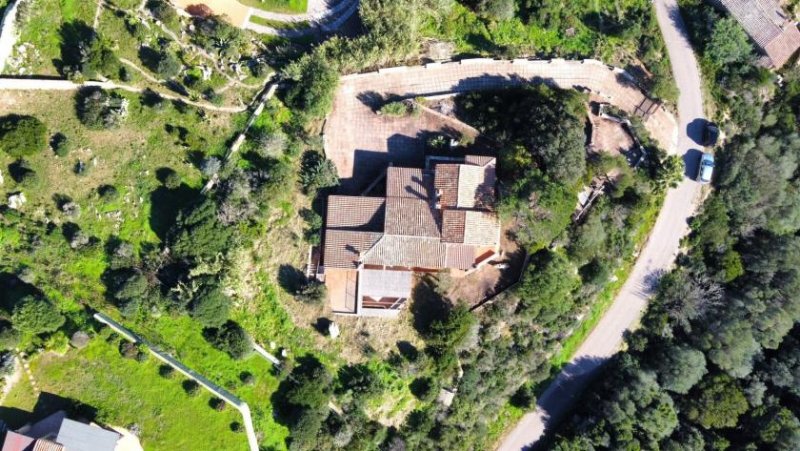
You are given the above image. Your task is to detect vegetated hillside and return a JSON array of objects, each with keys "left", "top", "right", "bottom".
[
  {"left": 422, "top": 0, "right": 676, "bottom": 102},
  {"left": 549, "top": 65, "right": 800, "bottom": 451}
]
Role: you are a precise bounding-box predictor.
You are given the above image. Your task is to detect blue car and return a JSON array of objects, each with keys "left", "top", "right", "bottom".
[{"left": 697, "top": 152, "right": 714, "bottom": 184}]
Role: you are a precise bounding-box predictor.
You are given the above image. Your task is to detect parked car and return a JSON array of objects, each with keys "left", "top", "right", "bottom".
[
  {"left": 697, "top": 152, "right": 714, "bottom": 184},
  {"left": 703, "top": 122, "right": 719, "bottom": 146}
]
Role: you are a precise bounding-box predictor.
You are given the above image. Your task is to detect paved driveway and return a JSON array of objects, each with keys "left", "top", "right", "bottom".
[
  {"left": 324, "top": 59, "right": 678, "bottom": 193},
  {"left": 497, "top": 0, "right": 706, "bottom": 449}
]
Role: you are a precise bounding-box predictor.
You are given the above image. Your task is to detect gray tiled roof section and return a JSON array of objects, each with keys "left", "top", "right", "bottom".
[{"left": 56, "top": 419, "right": 120, "bottom": 451}]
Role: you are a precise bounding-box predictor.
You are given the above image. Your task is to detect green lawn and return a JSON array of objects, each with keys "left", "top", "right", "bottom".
[
  {"left": 238, "top": 0, "right": 308, "bottom": 14},
  {"left": 1, "top": 330, "right": 248, "bottom": 451}
]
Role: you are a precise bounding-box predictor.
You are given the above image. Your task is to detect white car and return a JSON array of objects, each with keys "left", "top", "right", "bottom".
[{"left": 697, "top": 152, "right": 714, "bottom": 184}]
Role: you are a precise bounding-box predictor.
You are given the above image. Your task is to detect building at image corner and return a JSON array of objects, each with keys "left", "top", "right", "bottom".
[
  {"left": 711, "top": 0, "right": 800, "bottom": 68},
  {"left": 320, "top": 155, "right": 502, "bottom": 318}
]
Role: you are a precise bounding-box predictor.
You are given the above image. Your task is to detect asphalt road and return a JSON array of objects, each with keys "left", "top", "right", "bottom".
[{"left": 496, "top": 0, "right": 706, "bottom": 449}]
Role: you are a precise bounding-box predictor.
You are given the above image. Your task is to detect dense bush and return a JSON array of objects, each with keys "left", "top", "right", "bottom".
[
  {"left": 299, "top": 151, "right": 339, "bottom": 193},
  {"left": 60, "top": 21, "right": 120, "bottom": 80},
  {"left": 203, "top": 321, "right": 251, "bottom": 359},
  {"left": 189, "top": 284, "right": 230, "bottom": 328},
  {"left": 0, "top": 115, "right": 46, "bottom": 157},
  {"left": 168, "top": 197, "right": 233, "bottom": 261},
  {"left": 552, "top": 62, "right": 800, "bottom": 451},
  {"left": 11, "top": 296, "right": 66, "bottom": 337},
  {"left": 76, "top": 89, "right": 129, "bottom": 129}
]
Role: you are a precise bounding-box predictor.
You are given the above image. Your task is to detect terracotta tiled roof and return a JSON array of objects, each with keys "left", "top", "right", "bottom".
[
  {"left": 464, "top": 211, "right": 501, "bottom": 246},
  {"left": 362, "top": 235, "right": 447, "bottom": 268},
  {"left": 442, "top": 209, "right": 466, "bottom": 243},
  {"left": 465, "top": 155, "right": 496, "bottom": 167},
  {"left": 763, "top": 25, "right": 800, "bottom": 68},
  {"left": 445, "top": 244, "right": 476, "bottom": 270},
  {"left": 326, "top": 196, "right": 385, "bottom": 231},
  {"left": 434, "top": 164, "right": 460, "bottom": 208},
  {"left": 457, "top": 163, "right": 496, "bottom": 209},
  {"left": 323, "top": 230, "right": 383, "bottom": 269},
  {"left": 385, "top": 197, "right": 441, "bottom": 237},
  {"left": 386, "top": 167, "right": 432, "bottom": 199}
]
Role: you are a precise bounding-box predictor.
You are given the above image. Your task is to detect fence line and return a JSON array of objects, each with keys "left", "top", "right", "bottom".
[{"left": 93, "top": 312, "right": 259, "bottom": 451}]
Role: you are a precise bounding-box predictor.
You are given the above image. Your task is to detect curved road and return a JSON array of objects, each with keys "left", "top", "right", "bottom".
[{"left": 497, "top": 0, "right": 705, "bottom": 449}]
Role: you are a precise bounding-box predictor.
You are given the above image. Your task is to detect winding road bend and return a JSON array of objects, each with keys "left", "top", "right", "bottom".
[{"left": 497, "top": 0, "right": 706, "bottom": 449}]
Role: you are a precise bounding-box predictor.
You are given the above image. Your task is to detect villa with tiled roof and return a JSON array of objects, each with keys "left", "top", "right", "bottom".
[
  {"left": 711, "top": 0, "right": 800, "bottom": 68},
  {"left": 321, "top": 156, "right": 501, "bottom": 317}
]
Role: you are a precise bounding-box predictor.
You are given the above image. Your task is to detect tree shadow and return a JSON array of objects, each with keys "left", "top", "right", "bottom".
[
  {"left": 149, "top": 184, "right": 200, "bottom": 241},
  {"left": 138, "top": 46, "right": 161, "bottom": 74},
  {"left": 277, "top": 265, "right": 305, "bottom": 295},
  {"left": 57, "top": 21, "right": 95, "bottom": 76},
  {"left": 396, "top": 341, "right": 419, "bottom": 361},
  {"left": 312, "top": 317, "right": 331, "bottom": 336},
  {"left": 409, "top": 275, "right": 452, "bottom": 336}
]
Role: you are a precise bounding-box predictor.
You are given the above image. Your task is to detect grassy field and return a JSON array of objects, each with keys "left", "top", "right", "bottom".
[
  {"left": 0, "top": 329, "right": 249, "bottom": 451},
  {"left": 0, "top": 89, "right": 239, "bottom": 308},
  {"left": 238, "top": 0, "right": 308, "bottom": 14}
]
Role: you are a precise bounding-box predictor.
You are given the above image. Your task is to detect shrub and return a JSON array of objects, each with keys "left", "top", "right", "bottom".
[
  {"left": 230, "top": 422, "right": 243, "bottom": 433},
  {"left": 156, "top": 50, "right": 182, "bottom": 78},
  {"left": 189, "top": 284, "right": 230, "bottom": 328},
  {"left": 147, "top": 0, "right": 178, "bottom": 24},
  {"left": 50, "top": 133, "right": 71, "bottom": 157},
  {"left": 200, "top": 157, "right": 221, "bottom": 177},
  {"left": 183, "top": 380, "right": 200, "bottom": 396},
  {"left": 11, "top": 296, "right": 66, "bottom": 336},
  {"left": 0, "top": 115, "right": 46, "bottom": 157},
  {"left": 296, "top": 280, "right": 326, "bottom": 305},
  {"left": 252, "top": 129, "right": 287, "bottom": 159},
  {"left": 299, "top": 151, "right": 339, "bottom": 193},
  {"left": 119, "top": 341, "right": 139, "bottom": 359},
  {"left": 209, "top": 397, "right": 226, "bottom": 411},
  {"left": 203, "top": 321, "right": 251, "bottom": 359},
  {"left": 98, "top": 185, "right": 119, "bottom": 203},
  {"left": 379, "top": 101, "right": 413, "bottom": 117},
  {"left": 77, "top": 89, "right": 129, "bottom": 129},
  {"left": 164, "top": 171, "right": 182, "bottom": 189},
  {"left": 240, "top": 372, "right": 255, "bottom": 385},
  {"left": 158, "top": 364, "right": 175, "bottom": 378}
]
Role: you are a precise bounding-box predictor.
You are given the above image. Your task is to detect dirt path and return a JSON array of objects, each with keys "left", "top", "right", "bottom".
[{"left": 496, "top": 1, "right": 707, "bottom": 449}]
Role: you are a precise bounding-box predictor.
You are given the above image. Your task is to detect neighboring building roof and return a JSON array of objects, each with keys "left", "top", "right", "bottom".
[
  {"left": 324, "top": 230, "right": 383, "bottom": 269},
  {"left": 713, "top": 0, "right": 800, "bottom": 68},
  {"left": 55, "top": 419, "right": 120, "bottom": 451},
  {"left": 326, "top": 196, "right": 385, "bottom": 231},
  {"left": 1, "top": 431, "right": 35, "bottom": 451},
  {"left": 360, "top": 269, "right": 414, "bottom": 298}
]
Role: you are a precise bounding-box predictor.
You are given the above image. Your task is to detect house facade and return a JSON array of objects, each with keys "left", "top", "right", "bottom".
[{"left": 321, "top": 155, "right": 501, "bottom": 317}]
